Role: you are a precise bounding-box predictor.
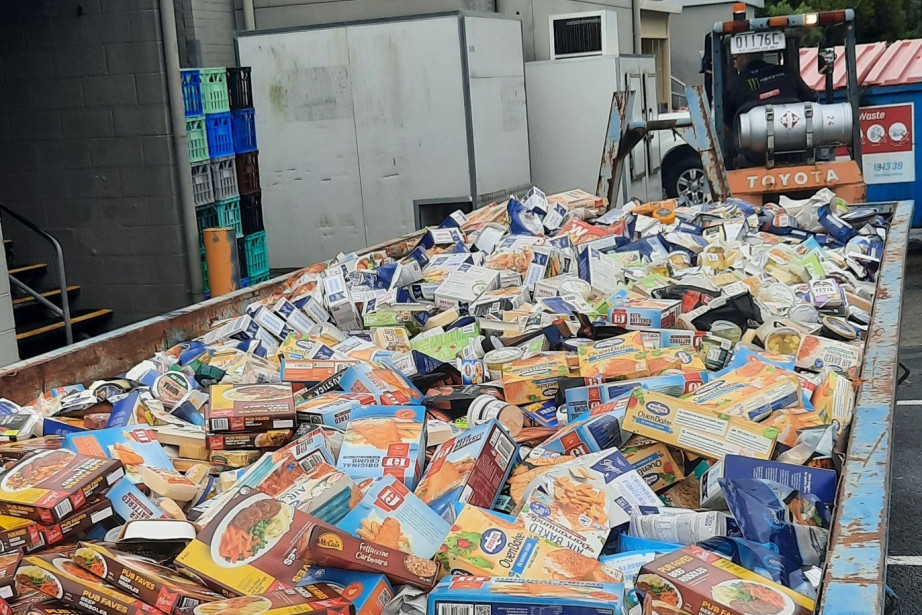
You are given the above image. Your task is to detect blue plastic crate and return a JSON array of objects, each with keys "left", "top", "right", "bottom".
[
  {"left": 181, "top": 69, "right": 203, "bottom": 117},
  {"left": 243, "top": 230, "right": 269, "bottom": 279},
  {"left": 231, "top": 108, "right": 258, "bottom": 154},
  {"left": 215, "top": 197, "right": 242, "bottom": 238},
  {"left": 205, "top": 112, "right": 234, "bottom": 159}
]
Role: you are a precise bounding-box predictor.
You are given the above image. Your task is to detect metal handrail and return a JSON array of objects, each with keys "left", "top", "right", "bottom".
[
  {"left": 671, "top": 75, "right": 688, "bottom": 108},
  {"left": 0, "top": 203, "right": 72, "bottom": 345}
]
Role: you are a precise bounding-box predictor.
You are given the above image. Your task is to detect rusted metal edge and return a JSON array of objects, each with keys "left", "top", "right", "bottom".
[
  {"left": 0, "top": 229, "right": 424, "bottom": 405},
  {"left": 819, "top": 199, "right": 912, "bottom": 615}
]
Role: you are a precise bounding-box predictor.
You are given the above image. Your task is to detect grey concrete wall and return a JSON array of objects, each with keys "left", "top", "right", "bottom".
[
  {"left": 669, "top": 3, "right": 755, "bottom": 88},
  {"left": 0, "top": 220, "right": 19, "bottom": 367},
  {"left": 177, "top": 0, "right": 236, "bottom": 67},
  {"left": 247, "top": 0, "right": 495, "bottom": 31},
  {"left": 0, "top": 0, "right": 191, "bottom": 329}
]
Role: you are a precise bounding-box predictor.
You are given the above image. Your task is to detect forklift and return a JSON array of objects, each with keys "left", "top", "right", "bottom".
[{"left": 709, "top": 6, "right": 865, "bottom": 205}]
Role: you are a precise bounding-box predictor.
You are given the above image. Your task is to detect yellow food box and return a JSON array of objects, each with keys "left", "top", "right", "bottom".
[
  {"left": 812, "top": 369, "right": 856, "bottom": 432},
  {"left": 502, "top": 353, "right": 571, "bottom": 405},
  {"left": 577, "top": 332, "right": 649, "bottom": 383},
  {"left": 761, "top": 407, "right": 828, "bottom": 448},
  {"left": 622, "top": 389, "right": 778, "bottom": 460},
  {"left": 683, "top": 358, "right": 801, "bottom": 422},
  {"left": 440, "top": 505, "right": 624, "bottom": 584},
  {"left": 645, "top": 346, "right": 705, "bottom": 376}
]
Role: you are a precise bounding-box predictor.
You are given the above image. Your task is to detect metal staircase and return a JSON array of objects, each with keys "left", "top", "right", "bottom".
[{"left": 1, "top": 205, "right": 113, "bottom": 359}]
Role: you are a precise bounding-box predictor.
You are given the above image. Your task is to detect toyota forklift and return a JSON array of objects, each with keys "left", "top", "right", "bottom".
[{"left": 709, "top": 6, "right": 866, "bottom": 205}]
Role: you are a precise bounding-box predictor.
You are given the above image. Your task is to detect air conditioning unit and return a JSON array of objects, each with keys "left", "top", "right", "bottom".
[{"left": 549, "top": 10, "right": 619, "bottom": 60}]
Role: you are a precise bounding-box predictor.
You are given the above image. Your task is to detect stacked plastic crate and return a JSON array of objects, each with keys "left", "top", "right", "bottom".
[
  {"left": 181, "top": 66, "right": 267, "bottom": 293},
  {"left": 227, "top": 67, "right": 268, "bottom": 286}
]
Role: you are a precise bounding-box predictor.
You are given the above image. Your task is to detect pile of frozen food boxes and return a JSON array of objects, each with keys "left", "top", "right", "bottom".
[{"left": 0, "top": 186, "right": 890, "bottom": 615}]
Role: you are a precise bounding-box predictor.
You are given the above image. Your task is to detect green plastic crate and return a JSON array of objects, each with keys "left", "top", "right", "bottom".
[
  {"left": 215, "top": 197, "right": 242, "bottom": 238},
  {"left": 243, "top": 231, "right": 269, "bottom": 280},
  {"left": 186, "top": 116, "right": 209, "bottom": 163},
  {"left": 195, "top": 203, "right": 218, "bottom": 248},
  {"left": 201, "top": 67, "right": 230, "bottom": 114}
]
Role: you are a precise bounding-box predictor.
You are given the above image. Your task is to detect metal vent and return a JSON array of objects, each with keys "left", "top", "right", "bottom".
[{"left": 552, "top": 16, "right": 603, "bottom": 57}]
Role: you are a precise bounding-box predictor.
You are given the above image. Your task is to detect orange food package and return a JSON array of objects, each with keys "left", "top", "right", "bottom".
[{"left": 577, "top": 332, "right": 649, "bottom": 383}]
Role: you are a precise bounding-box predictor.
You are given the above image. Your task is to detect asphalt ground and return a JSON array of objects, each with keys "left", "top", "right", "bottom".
[{"left": 886, "top": 245, "right": 922, "bottom": 613}]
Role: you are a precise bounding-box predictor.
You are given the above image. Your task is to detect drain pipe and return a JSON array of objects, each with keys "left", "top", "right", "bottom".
[
  {"left": 158, "top": 0, "right": 205, "bottom": 304},
  {"left": 243, "top": 0, "right": 256, "bottom": 31},
  {"left": 632, "top": 0, "right": 642, "bottom": 54}
]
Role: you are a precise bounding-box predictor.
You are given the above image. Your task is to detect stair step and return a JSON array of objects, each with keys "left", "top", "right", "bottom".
[
  {"left": 12, "top": 285, "right": 81, "bottom": 308},
  {"left": 16, "top": 308, "right": 114, "bottom": 341},
  {"left": 8, "top": 263, "right": 47, "bottom": 277}
]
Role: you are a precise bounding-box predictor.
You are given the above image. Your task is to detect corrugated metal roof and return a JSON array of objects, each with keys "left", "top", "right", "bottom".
[{"left": 799, "top": 39, "right": 922, "bottom": 90}]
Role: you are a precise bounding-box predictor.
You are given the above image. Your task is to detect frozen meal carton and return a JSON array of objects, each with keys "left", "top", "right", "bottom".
[
  {"left": 470, "top": 287, "right": 529, "bottom": 318},
  {"left": 608, "top": 299, "right": 682, "bottom": 330},
  {"left": 415, "top": 420, "right": 518, "bottom": 518},
  {"left": 621, "top": 436, "right": 685, "bottom": 494},
  {"left": 105, "top": 478, "right": 167, "bottom": 522},
  {"left": 39, "top": 499, "right": 116, "bottom": 547},
  {"left": 811, "top": 369, "right": 856, "bottom": 430},
  {"left": 185, "top": 585, "right": 352, "bottom": 615},
  {"left": 439, "top": 505, "right": 623, "bottom": 584},
  {"left": 0, "top": 515, "right": 44, "bottom": 553},
  {"left": 578, "top": 332, "right": 649, "bottom": 383},
  {"left": 280, "top": 359, "right": 359, "bottom": 388},
  {"left": 296, "top": 569, "right": 393, "bottom": 615},
  {"left": 338, "top": 363, "right": 423, "bottom": 406},
  {"left": 700, "top": 455, "right": 838, "bottom": 509},
  {"left": 528, "top": 413, "right": 622, "bottom": 459},
  {"left": 564, "top": 373, "right": 708, "bottom": 420},
  {"left": 0, "top": 450, "right": 124, "bottom": 524},
  {"left": 645, "top": 346, "right": 705, "bottom": 376},
  {"left": 337, "top": 476, "right": 450, "bottom": 559},
  {"left": 637, "top": 545, "right": 814, "bottom": 615},
  {"left": 246, "top": 459, "right": 357, "bottom": 526},
  {"left": 639, "top": 328, "right": 707, "bottom": 350},
  {"left": 338, "top": 406, "right": 426, "bottom": 490},
  {"left": 323, "top": 273, "right": 362, "bottom": 331},
  {"left": 501, "top": 353, "right": 571, "bottom": 406},
  {"left": 204, "top": 431, "right": 293, "bottom": 451},
  {"left": 71, "top": 542, "right": 224, "bottom": 615},
  {"left": 296, "top": 394, "right": 361, "bottom": 427},
  {"left": 516, "top": 465, "right": 611, "bottom": 557},
  {"left": 427, "top": 576, "right": 626, "bottom": 615},
  {"left": 410, "top": 325, "right": 481, "bottom": 363},
  {"left": 14, "top": 554, "right": 165, "bottom": 615},
  {"left": 433, "top": 265, "right": 500, "bottom": 311},
  {"left": 622, "top": 389, "right": 778, "bottom": 461},
  {"left": 683, "top": 358, "right": 801, "bottom": 421},
  {"left": 206, "top": 384, "right": 296, "bottom": 434},
  {"left": 795, "top": 335, "right": 863, "bottom": 377}
]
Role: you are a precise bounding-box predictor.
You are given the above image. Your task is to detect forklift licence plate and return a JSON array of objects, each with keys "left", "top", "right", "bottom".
[{"left": 730, "top": 31, "right": 786, "bottom": 54}]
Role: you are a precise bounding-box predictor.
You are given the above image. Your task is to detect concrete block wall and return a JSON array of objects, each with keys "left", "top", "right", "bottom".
[
  {"left": 0, "top": 220, "right": 19, "bottom": 367},
  {"left": 246, "top": 0, "right": 496, "bottom": 30},
  {"left": 176, "top": 0, "right": 236, "bottom": 67},
  {"left": 0, "top": 0, "right": 191, "bottom": 329}
]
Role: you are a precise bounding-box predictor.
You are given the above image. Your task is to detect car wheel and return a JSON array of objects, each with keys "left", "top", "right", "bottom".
[{"left": 663, "top": 154, "right": 708, "bottom": 204}]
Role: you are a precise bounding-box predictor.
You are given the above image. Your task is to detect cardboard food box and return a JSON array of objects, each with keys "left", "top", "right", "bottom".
[
  {"left": 639, "top": 329, "right": 707, "bottom": 350},
  {"left": 323, "top": 273, "right": 361, "bottom": 331},
  {"left": 254, "top": 461, "right": 360, "bottom": 526},
  {"left": 337, "top": 406, "right": 426, "bottom": 490},
  {"left": 608, "top": 299, "right": 682, "bottom": 330},
  {"left": 622, "top": 390, "right": 778, "bottom": 461},
  {"left": 0, "top": 450, "right": 124, "bottom": 524},
  {"left": 529, "top": 413, "right": 622, "bottom": 459},
  {"left": 105, "top": 478, "right": 167, "bottom": 522},
  {"left": 440, "top": 505, "right": 623, "bottom": 584},
  {"left": 0, "top": 437, "right": 64, "bottom": 461},
  {"left": 187, "top": 585, "right": 352, "bottom": 615},
  {"left": 337, "top": 363, "right": 423, "bottom": 406},
  {"left": 578, "top": 332, "right": 649, "bottom": 383},
  {"left": 39, "top": 499, "right": 115, "bottom": 547},
  {"left": 700, "top": 455, "right": 838, "bottom": 509},
  {"left": 206, "top": 384, "right": 296, "bottom": 434},
  {"left": 280, "top": 359, "right": 359, "bottom": 389},
  {"left": 295, "top": 394, "right": 368, "bottom": 428},
  {"left": 622, "top": 436, "right": 686, "bottom": 493},
  {"left": 637, "top": 545, "right": 814, "bottom": 615},
  {"left": 14, "top": 554, "right": 166, "bottom": 615},
  {"left": 645, "top": 346, "right": 705, "bottom": 376},
  {"left": 0, "top": 414, "right": 39, "bottom": 443},
  {"left": 0, "top": 516, "right": 43, "bottom": 553},
  {"left": 337, "top": 476, "right": 450, "bottom": 559},
  {"left": 683, "top": 359, "right": 801, "bottom": 421},
  {"left": 15, "top": 601, "right": 78, "bottom": 615},
  {"left": 428, "top": 576, "right": 626, "bottom": 615},
  {"left": 795, "top": 335, "right": 863, "bottom": 377},
  {"left": 0, "top": 551, "right": 22, "bottom": 605},
  {"left": 433, "top": 265, "right": 501, "bottom": 312},
  {"left": 296, "top": 569, "right": 393, "bottom": 615},
  {"left": 205, "top": 431, "right": 293, "bottom": 451},
  {"left": 415, "top": 419, "right": 518, "bottom": 519},
  {"left": 501, "top": 353, "right": 571, "bottom": 406},
  {"left": 564, "top": 373, "right": 707, "bottom": 420},
  {"left": 71, "top": 543, "right": 224, "bottom": 615}
]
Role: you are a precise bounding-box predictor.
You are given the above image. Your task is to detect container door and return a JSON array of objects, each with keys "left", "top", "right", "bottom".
[
  {"left": 627, "top": 72, "right": 647, "bottom": 181},
  {"left": 644, "top": 72, "right": 662, "bottom": 173}
]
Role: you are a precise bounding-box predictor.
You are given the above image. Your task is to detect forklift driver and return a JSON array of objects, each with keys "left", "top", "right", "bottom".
[{"left": 723, "top": 52, "right": 817, "bottom": 166}]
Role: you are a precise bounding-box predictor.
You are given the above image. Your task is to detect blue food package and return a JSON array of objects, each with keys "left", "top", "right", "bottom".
[
  {"left": 617, "top": 533, "right": 682, "bottom": 553},
  {"left": 697, "top": 536, "right": 816, "bottom": 598},
  {"left": 298, "top": 568, "right": 395, "bottom": 615},
  {"left": 529, "top": 412, "right": 621, "bottom": 458},
  {"left": 565, "top": 372, "right": 708, "bottom": 419},
  {"left": 63, "top": 426, "right": 179, "bottom": 482},
  {"left": 720, "top": 478, "right": 830, "bottom": 567},
  {"left": 336, "top": 475, "right": 450, "bottom": 559},
  {"left": 338, "top": 362, "right": 423, "bottom": 405},
  {"left": 428, "top": 576, "right": 626, "bottom": 615},
  {"left": 701, "top": 455, "right": 837, "bottom": 507},
  {"left": 338, "top": 405, "right": 426, "bottom": 489},
  {"left": 105, "top": 477, "right": 166, "bottom": 521},
  {"left": 508, "top": 197, "right": 544, "bottom": 235}
]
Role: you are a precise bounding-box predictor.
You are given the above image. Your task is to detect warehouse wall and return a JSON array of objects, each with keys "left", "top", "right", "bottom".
[
  {"left": 0, "top": 0, "right": 191, "bottom": 328},
  {"left": 177, "top": 0, "right": 237, "bottom": 67},
  {"left": 246, "top": 0, "right": 496, "bottom": 30}
]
